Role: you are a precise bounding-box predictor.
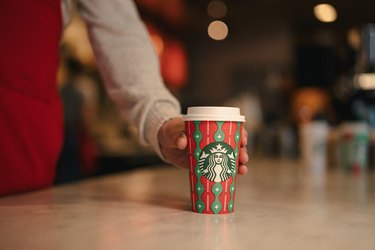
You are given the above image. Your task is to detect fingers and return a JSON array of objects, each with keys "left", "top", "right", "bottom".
[
  {"left": 176, "top": 133, "right": 187, "bottom": 150},
  {"left": 159, "top": 118, "right": 251, "bottom": 176},
  {"left": 241, "top": 127, "right": 248, "bottom": 147},
  {"left": 238, "top": 164, "right": 248, "bottom": 175},
  {"left": 239, "top": 146, "right": 249, "bottom": 164},
  {"left": 159, "top": 117, "right": 185, "bottom": 148},
  {"left": 158, "top": 117, "right": 188, "bottom": 168},
  {"left": 238, "top": 127, "right": 249, "bottom": 175}
]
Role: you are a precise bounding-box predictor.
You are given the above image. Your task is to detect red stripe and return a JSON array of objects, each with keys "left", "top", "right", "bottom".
[
  {"left": 186, "top": 121, "right": 198, "bottom": 211},
  {"left": 199, "top": 121, "right": 218, "bottom": 149}
]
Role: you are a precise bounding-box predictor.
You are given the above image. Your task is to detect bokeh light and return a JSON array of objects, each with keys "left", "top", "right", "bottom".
[
  {"left": 313, "top": 4, "right": 337, "bottom": 23},
  {"left": 150, "top": 34, "right": 164, "bottom": 56},
  {"left": 207, "top": 1, "right": 227, "bottom": 18},
  {"left": 208, "top": 20, "right": 228, "bottom": 41}
]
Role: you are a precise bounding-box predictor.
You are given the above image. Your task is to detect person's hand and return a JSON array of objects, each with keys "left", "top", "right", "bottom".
[
  {"left": 157, "top": 117, "right": 187, "bottom": 168},
  {"left": 158, "top": 117, "right": 249, "bottom": 175}
]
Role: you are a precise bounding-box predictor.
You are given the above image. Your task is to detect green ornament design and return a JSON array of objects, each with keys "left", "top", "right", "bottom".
[
  {"left": 214, "top": 121, "right": 225, "bottom": 142},
  {"left": 211, "top": 182, "right": 223, "bottom": 214},
  {"left": 193, "top": 121, "right": 204, "bottom": 213},
  {"left": 355, "top": 134, "right": 369, "bottom": 167},
  {"left": 193, "top": 121, "right": 202, "bottom": 160},
  {"left": 228, "top": 122, "right": 241, "bottom": 212}
]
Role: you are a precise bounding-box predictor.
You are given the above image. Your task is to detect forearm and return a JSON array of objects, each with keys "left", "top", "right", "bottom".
[{"left": 77, "top": 0, "right": 181, "bottom": 158}]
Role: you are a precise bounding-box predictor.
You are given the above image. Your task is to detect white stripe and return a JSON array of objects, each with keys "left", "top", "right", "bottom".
[
  {"left": 206, "top": 179, "right": 210, "bottom": 212},
  {"left": 207, "top": 122, "right": 210, "bottom": 144}
]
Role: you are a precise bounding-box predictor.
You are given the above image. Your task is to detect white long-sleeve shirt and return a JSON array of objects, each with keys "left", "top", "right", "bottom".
[{"left": 62, "top": 0, "right": 181, "bottom": 161}]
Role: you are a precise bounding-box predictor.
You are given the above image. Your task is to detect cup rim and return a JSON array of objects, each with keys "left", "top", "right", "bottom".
[{"left": 184, "top": 106, "right": 245, "bottom": 122}]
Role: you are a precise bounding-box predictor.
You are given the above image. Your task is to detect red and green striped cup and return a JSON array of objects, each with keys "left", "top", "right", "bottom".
[{"left": 184, "top": 107, "right": 246, "bottom": 214}]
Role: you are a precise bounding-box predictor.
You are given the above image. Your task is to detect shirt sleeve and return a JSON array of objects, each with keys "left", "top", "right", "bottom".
[{"left": 76, "top": 0, "right": 181, "bottom": 161}]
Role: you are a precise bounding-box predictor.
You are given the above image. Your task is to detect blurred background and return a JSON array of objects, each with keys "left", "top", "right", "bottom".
[{"left": 56, "top": 0, "right": 375, "bottom": 184}]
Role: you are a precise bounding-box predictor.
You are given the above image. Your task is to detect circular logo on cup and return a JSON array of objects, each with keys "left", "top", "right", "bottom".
[{"left": 199, "top": 142, "right": 236, "bottom": 182}]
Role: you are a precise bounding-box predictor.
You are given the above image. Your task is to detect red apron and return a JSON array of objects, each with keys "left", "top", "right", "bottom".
[{"left": 0, "top": 0, "right": 63, "bottom": 196}]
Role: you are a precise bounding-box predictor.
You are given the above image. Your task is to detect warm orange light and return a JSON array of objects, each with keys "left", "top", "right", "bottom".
[
  {"left": 161, "top": 41, "right": 187, "bottom": 88},
  {"left": 313, "top": 4, "right": 337, "bottom": 23},
  {"left": 208, "top": 20, "right": 228, "bottom": 40},
  {"left": 347, "top": 28, "right": 361, "bottom": 50},
  {"left": 150, "top": 34, "right": 164, "bottom": 56},
  {"left": 144, "top": 22, "right": 187, "bottom": 88},
  {"left": 299, "top": 105, "right": 314, "bottom": 123},
  {"left": 145, "top": 22, "right": 165, "bottom": 57},
  {"left": 292, "top": 88, "right": 330, "bottom": 123}
]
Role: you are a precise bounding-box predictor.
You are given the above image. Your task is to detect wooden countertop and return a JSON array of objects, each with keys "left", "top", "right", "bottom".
[{"left": 1, "top": 159, "right": 374, "bottom": 250}]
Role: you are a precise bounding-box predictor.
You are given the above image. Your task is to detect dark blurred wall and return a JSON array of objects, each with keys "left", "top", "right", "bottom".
[{"left": 185, "top": 21, "right": 293, "bottom": 106}]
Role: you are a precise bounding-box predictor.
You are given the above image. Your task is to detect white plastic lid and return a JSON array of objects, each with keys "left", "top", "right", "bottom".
[{"left": 183, "top": 106, "right": 245, "bottom": 122}]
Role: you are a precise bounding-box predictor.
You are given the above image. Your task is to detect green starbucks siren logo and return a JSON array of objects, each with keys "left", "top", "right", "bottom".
[{"left": 199, "top": 142, "right": 236, "bottom": 182}]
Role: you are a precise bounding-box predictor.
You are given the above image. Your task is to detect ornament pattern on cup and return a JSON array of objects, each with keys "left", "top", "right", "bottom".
[{"left": 186, "top": 119, "right": 242, "bottom": 214}]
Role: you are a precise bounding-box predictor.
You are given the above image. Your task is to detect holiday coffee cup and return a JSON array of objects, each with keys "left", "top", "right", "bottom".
[
  {"left": 184, "top": 107, "right": 245, "bottom": 214},
  {"left": 339, "top": 122, "right": 369, "bottom": 172}
]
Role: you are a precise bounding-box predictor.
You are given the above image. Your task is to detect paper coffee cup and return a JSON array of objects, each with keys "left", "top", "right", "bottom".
[
  {"left": 339, "top": 122, "right": 369, "bottom": 172},
  {"left": 299, "top": 121, "right": 330, "bottom": 169},
  {"left": 184, "top": 107, "right": 245, "bottom": 214}
]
